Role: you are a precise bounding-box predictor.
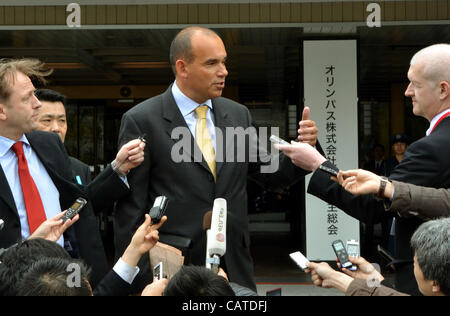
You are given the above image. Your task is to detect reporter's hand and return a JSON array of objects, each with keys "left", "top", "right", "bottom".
[
  {"left": 307, "top": 261, "right": 354, "bottom": 293},
  {"left": 297, "top": 107, "right": 318, "bottom": 147},
  {"left": 337, "top": 169, "right": 381, "bottom": 195},
  {"left": 218, "top": 268, "right": 229, "bottom": 281},
  {"left": 29, "top": 211, "right": 79, "bottom": 242},
  {"left": 339, "top": 256, "right": 384, "bottom": 283},
  {"left": 141, "top": 278, "right": 168, "bottom": 296},
  {"left": 122, "top": 214, "right": 167, "bottom": 267},
  {"left": 275, "top": 141, "right": 326, "bottom": 171},
  {"left": 113, "top": 138, "right": 146, "bottom": 175},
  {"left": 306, "top": 262, "right": 336, "bottom": 288}
]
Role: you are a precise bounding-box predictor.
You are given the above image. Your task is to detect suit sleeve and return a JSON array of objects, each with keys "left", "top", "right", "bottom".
[
  {"left": 83, "top": 165, "right": 131, "bottom": 213},
  {"left": 307, "top": 160, "right": 386, "bottom": 224},
  {"left": 390, "top": 180, "right": 450, "bottom": 220},
  {"left": 93, "top": 270, "right": 133, "bottom": 296},
  {"left": 113, "top": 112, "right": 151, "bottom": 280},
  {"left": 245, "top": 107, "right": 309, "bottom": 190}
]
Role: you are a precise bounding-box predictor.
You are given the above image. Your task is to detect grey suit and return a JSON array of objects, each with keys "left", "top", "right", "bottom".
[
  {"left": 114, "top": 86, "right": 307, "bottom": 291},
  {"left": 389, "top": 180, "right": 450, "bottom": 220}
]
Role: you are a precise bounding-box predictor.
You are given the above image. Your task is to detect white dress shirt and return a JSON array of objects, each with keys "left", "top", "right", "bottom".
[
  {"left": 426, "top": 108, "right": 450, "bottom": 136},
  {"left": 171, "top": 81, "right": 216, "bottom": 151}
]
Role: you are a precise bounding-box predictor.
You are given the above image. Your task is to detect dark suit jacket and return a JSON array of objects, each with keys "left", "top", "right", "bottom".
[
  {"left": 307, "top": 116, "right": 450, "bottom": 295},
  {"left": 70, "top": 156, "right": 91, "bottom": 186},
  {"left": 93, "top": 269, "right": 133, "bottom": 296},
  {"left": 0, "top": 131, "right": 129, "bottom": 287},
  {"left": 114, "top": 86, "right": 307, "bottom": 291}
]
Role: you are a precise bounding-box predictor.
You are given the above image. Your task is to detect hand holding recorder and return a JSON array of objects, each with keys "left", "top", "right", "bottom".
[
  {"left": 121, "top": 213, "right": 167, "bottom": 269},
  {"left": 29, "top": 210, "right": 80, "bottom": 242}
]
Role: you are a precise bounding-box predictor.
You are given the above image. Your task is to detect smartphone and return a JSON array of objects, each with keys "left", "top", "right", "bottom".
[
  {"left": 319, "top": 164, "right": 339, "bottom": 177},
  {"left": 61, "top": 198, "right": 87, "bottom": 223},
  {"left": 331, "top": 239, "right": 353, "bottom": 269},
  {"left": 346, "top": 240, "right": 360, "bottom": 271},
  {"left": 149, "top": 196, "right": 168, "bottom": 225},
  {"left": 270, "top": 135, "right": 290, "bottom": 146},
  {"left": 153, "top": 261, "right": 163, "bottom": 280},
  {"left": 289, "top": 251, "right": 310, "bottom": 271},
  {"left": 266, "top": 288, "right": 282, "bottom": 296}
]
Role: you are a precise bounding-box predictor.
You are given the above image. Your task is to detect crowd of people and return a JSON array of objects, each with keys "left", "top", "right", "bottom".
[{"left": 0, "top": 27, "right": 449, "bottom": 296}]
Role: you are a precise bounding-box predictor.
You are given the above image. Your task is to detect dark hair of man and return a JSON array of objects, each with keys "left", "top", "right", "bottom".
[
  {"left": 0, "top": 238, "right": 71, "bottom": 296},
  {"left": 0, "top": 58, "right": 53, "bottom": 102},
  {"left": 163, "top": 265, "right": 235, "bottom": 296},
  {"left": 410, "top": 217, "right": 450, "bottom": 296},
  {"left": 169, "top": 26, "right": 220, "bottom": 76},
  {"left": 34, "top": 88, "right": 68, "bottom": 109},
  {"left": 15, "top": 257, "right": 92, "bottom": 296}
]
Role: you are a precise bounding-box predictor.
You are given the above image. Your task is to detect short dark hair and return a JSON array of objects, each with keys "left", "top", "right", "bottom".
[
  {"left": 410, "top": 217, "right": 450, "bottom": 295},
  {"left": 169, "top": 26, "right": 220, "bottom": 76},
  {"left": 15, "top": 257, "right": 92, "bottom": 296},
  {"left": 163, "top": 265, "right": 235, "bottom": 296},
  {"left": 0, "top": 238, "right": 71, "bottom": 296},
  {"left": 34, "top": 88, "right": 67, "bottom": 109}
]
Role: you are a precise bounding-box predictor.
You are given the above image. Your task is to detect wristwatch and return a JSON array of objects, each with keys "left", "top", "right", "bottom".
[
  {"left": 111, "top": 160, "right": 129, "bottom": 177},
  {"left": 377, "top": 176, "right": 389, "bottom": 198}
]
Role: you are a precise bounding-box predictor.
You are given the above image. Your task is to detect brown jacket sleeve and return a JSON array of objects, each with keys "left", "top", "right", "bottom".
[
  {"left": 346, "top": 278, "right": 409, "bottom": 296},
  {"left": 389, "top": 180, "right": 450, "bottom": 220}
]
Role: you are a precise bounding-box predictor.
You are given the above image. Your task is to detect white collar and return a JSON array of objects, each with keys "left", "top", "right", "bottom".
[
  {"left": 171, "top": 81, "right": 213, "bottom": 117},
  {"left": 426, "top": 108, "right": 450, "bottom": 136}
]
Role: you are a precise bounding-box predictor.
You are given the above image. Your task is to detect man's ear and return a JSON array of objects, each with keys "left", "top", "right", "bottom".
[
  {"left": 175, "top": 59, "right": 188, "bottom": 79},
  {"left": 439, "top": 80, "right": 450, "bottom": 101},
  {"left": 0, "top": 102, "right": 7, "bottom": 121},
  {"left": 432, "top": 280, "right": 441, "bottom": 294}
]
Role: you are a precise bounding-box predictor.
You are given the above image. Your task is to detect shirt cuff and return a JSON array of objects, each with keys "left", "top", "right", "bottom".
[
  {"left": 119, "top": 175, "right": 130, "bottom": 188},
  {"left": 113, "top": 258, "right": 140, "bottom": 285}
]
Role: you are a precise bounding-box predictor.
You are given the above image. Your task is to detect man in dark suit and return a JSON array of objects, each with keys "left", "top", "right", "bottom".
[
  {"left": 0, "top": 58, "right": 145, "bottom": 287},
  {"left": 363, "top": 143, "right": 386, "bottom": 176},
  {"left": 276, "top": 44, "right": 450, "bottom": 295},
  {"left": 114, "top": 26, "right": 318, "bottom": 292},
  {"left": 34, "top": 89, "right": 92, "bottom": 186}
]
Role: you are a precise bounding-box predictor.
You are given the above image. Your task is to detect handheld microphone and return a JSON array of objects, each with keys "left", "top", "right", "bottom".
[
  {"left": 0, "top": 219, "right": 4, "bottom": 231},
  {"left": 205, "top": 198, "right": 227, "bottom": 274}
]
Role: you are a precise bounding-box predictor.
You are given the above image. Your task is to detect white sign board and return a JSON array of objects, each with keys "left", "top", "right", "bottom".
[{"left": 303, "top": 40, "right": 360, "bottom": 260}]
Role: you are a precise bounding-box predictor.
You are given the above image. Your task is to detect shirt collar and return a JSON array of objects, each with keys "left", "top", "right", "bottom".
[
  {"left": 171, "top": 81, "right": 213, "bottom": 117},
  {"left": 426, "top": 108, "right": 450, "bottom": 136},
  {"left": 0, "top": 134, "right": 30, "bottom": 158}
]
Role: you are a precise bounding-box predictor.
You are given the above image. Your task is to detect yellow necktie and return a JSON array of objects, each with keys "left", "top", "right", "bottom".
[{"left": 195, "top": 105, "right": 216, "bottom": 181}]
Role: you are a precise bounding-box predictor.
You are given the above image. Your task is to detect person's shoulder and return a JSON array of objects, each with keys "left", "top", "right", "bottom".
[
  {"left": 214, "top": 96, "right": 245, "bottom": 108},
  {"left": 214, "top": 97, "right": 249, "bottom": 116},
  {"left": 27, "top": 130, "right": 62, "bottom": 147},
  {"left": 69, "top": 156, "right": 89, "bottom": 170},
  {"left": 127, "top": 94, "right": 164, "bottom": 114}
]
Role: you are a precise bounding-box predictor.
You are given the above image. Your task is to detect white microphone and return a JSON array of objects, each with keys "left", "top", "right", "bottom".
[
  {"left": 205, "top": 198, "right": 227, "bottom": 274},
  {"left": 0, "top": 219, "right": 4, "bottom": 231}
]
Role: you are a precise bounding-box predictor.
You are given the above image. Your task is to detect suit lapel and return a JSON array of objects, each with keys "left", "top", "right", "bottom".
[
  {"left": 0, "top": 165, "right": 19, "bottom": 217},
  {"left": 162, "top": 87, "right": 212, "bottom": 176},
  {"left": 212, "top": 99, "right": 233, "bottom": 178},
  {"left": 26, "top": 132, "right": 78, "bottom": 209}
]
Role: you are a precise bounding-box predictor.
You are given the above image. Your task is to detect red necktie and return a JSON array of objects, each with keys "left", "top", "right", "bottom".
[{"left": 12, "top": 142, "right": 47, "bottom": 234}]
